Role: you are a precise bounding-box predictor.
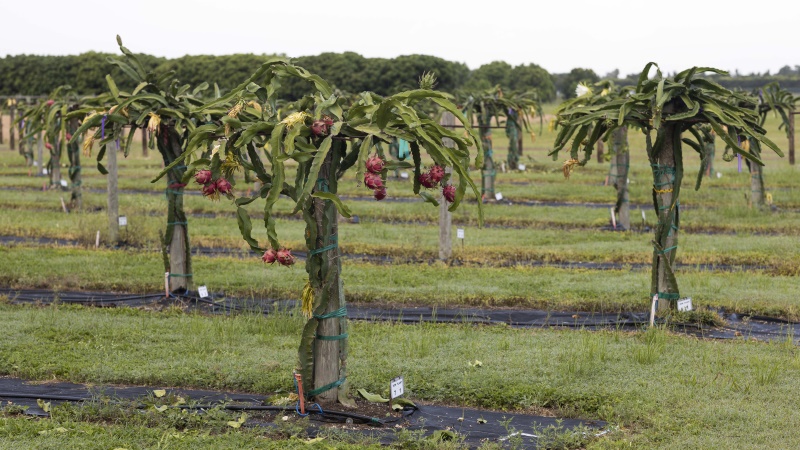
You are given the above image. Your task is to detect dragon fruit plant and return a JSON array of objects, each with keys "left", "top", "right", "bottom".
[
  {"left": 70, "top": 36, "right": 228, "bottom": 292},
  {"left": 154, "top": 62, "right": 483, "bottom": 406},
  {"left": 552, "top": 63, "right": 783, "bottom": 311}
]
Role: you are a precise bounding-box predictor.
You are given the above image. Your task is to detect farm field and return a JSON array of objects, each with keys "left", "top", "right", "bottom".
[{"left": 2, "top": 94, "right": 800, "bottom": 450}]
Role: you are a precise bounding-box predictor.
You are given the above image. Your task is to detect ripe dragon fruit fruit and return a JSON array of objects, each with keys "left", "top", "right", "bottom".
[
  {"left": 202, "top": 183, "right": 217, "bottom": 197},
  {"left": 429, "top": 165, "right": 445, "bottom": 183},
  {"left": 442, "top": 184, "right": 456, "bottom": 203},
  {"left": 311, "top": 120, "right": 328, "bottom": 136},
  {"left": 45, "top": 143, "right": 53, "bottom": 150},
  {"left": 365, "top": 155, "right": 385, "bottom": 174},
  {"left": 195, "top": 169, "right": 212, "bottom": 185},
  {"left": 215, "top": 178, "right": 233, "bottom": 194},
  {"left": 364, "top": 172, "right": 383, "bottom": 189},
  {"left": 276, "top": 248, "right": 295, "bottom": 266},
  {"left": 46, "top": 100, "right": 55, "bottom": 107},
  {"left": 374, "top": 186, "right": 387, "bottom": 201},
  {"left": 262, "top": 248, "right": 277, "bottom": 264},
  {"left": 418, "top": 172, "right": 436, "bottom": 189}
]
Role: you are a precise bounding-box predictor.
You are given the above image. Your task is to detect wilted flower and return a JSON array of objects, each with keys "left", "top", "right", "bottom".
[
  {"left": 147, "top": 113, "right": 161, "bottom": 135},
  {"left": 281, "top": 111, "right": 309, "bottom": 129}
]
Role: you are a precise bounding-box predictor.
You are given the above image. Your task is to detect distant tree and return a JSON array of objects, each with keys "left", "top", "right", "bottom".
[{"left": 509, "top": 63, "right": 556, "bottom": 102}]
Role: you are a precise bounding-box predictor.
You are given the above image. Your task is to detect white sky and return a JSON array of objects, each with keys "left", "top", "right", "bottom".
[{"left": 1, "top": 0, "right": 797, "bottom": 77}]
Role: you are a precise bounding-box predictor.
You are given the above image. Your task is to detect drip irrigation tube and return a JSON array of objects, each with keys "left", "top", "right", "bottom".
[
  {"left": 0, "top": 234, "right": 779, "bottom": 273},
  {"left": 8, "top": 185, "right": 798, "bottom": 212},
  {"left": 4, "top": 288, "right": 799, "bottom": 343}
]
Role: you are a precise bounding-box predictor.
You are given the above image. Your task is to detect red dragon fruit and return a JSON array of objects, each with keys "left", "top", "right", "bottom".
[
  {"left": 202, "top": 183, "right": 217, "bottom": 197},
  {"left": 66, "top": 133, "right": 72, "bottom": 141},
  {"left": 311, "top": 120, "right": 328, "bottom": 136},
  {"left": 374, "top": 186, "right": 387, "bottom": 201},
  {"left": 364, "top": 172, "right": 383, "bottom": 189},
  {"left": 195, "top": 169, "right": 212, "bottom": 185},
  {"left": 322, "top": 116, "right": 334, "bottom": 127},
  {"left": 215, "top": 178, "right": 233, "bottom": 194},
  {"left": 429, "top": 165, "right": 445, "bottom": 183},
  {"left": 45, "top": 142, "right": 53, "bottom": 150},
  {"left": 276, "top": 248, "right": 295, "bottom": 266},
  {"left": 365, "top": 155, "right": 385, "bottom": 174},
  {"left": 262, "top": 248, "right": 277, "bottom": 264},
  {"left": 442, "top": 184, "right": 456, "bottom": 203},
  {"left": 418, "top": 172, "right": 436, "bottom": 189},
  {"left": 46, "top": 100, "right": 54, "bottom": 107}
]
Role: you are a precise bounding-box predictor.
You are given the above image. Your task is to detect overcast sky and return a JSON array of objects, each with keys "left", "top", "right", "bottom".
[{"left": 1, "top": 0, "right": 797, "bottom": 77}]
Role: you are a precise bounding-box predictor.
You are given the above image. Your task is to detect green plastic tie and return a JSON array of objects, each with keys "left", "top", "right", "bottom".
[
  {"left": 169, "top": 273, "right": 193, "bottom": 277},
  {"left": 307, "top": 377, "right": 346, "bottom": 397},
  {"left": 316, "top": 333, "right": 348, "bottom": 341},
  {"left": 314, "top": 307, "right": 347, "bottom": 320},
  {"left": 657, "top": 292, "right": 679, "bottom": 300},
  {"left": 660, "top": 246, "right": 678, "bottom": 254},
  {"left": 168, "top": 221, "right": 188, "bottom": 225},
  {"left": 310, "top": 236, "right": 338, "bottom": 256},
  {"left": 316, "top": 177, "right": 330, "bottom": 193},
  {"left": 166, "top": 189, "right": 184, "bottom": 195}
]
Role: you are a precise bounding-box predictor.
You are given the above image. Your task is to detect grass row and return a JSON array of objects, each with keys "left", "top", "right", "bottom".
[{"left": 2, "top": 302, "right": 799, "bottom": 448}]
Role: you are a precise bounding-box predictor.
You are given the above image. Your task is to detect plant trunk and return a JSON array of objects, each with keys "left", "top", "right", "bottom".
[
  {"left": 479, "top": 112, "right": 494, "bottom": 199},
  {"left": 597, "top": 139, "right": 604, "bottom": 163},
  {"left": 704, "top": 141, "right": 715, "bottom": 176},
  {"left": 9, "top": 107, "right": 15, "bottom": 151},
  {"left": 649, "top": 123, "right": 682, "bottom": 311},
  {"left": 67, "top": 119, "right": 81, "bottom": 209},
  {"left": 50, "top": 139, "right": 61, "bottom": 187},
  {"left": 157, "top": 124, "right": 191, "bottom": 292},
  {"left": 107, "top": 143, "right": 119, "bottom": 244},
  {"left": 747, "top": 138, "right": 766, "bottom": 209},
  {"left": 610, "top": 127, "right": 630, "bottom": 230},
  {"left": 506, "top": 116, "right": 520, "bottom": 170},
  {"left": 37, "top": 132, "right": 44, "bottom": 176},
  {"left": 0, "top": 111, "right": 4, "bottom": 145},
  {"left": 440, "top": 113, "right": 455, "bottom": 260},
  {"left": 142, "top": 125, "right": 149, "bottom": 157},
  {"left": 299, "top": 141, "right": 352, "bottom": 407},
  {"left": 789, "top": 108, "right": 795, "bottom": 166}
]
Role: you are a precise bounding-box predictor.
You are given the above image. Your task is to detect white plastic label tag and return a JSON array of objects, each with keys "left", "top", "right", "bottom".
[
  {"left": 518, "top": 164, "right": 526, "bottom": 171},
  {"left": 118, "top": 216, "right": 127, "bottom": 226},
  {"left": 400, "top": 172, "right": 409, "bottom": 179},
  {"left": 495, "top": 192, "right": 503, "bottom": 201},
  {"left": 677, "top": 298, "right": 693, "bottom": 312},
  {"left": 457, "top": 228, "right": 465, "bottom": 239},
  {"left": 198, "top": 286, "right": 209, "bottom": 298},
  {"left": 60, "top": 179, "right": 68, "bottom": 188},
  {"left": 390, "top": 376, "right": 404, "bottom": 399}
]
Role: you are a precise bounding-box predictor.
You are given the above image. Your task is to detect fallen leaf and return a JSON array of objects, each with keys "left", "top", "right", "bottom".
[{"left": 357, "top": 389, "right": 389, "bottom": 403}]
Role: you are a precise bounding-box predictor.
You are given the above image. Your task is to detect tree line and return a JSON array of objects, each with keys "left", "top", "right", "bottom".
[
  {"left": 0, "top": 52, "right": 558, "bottom": 100},
  {"left": 2, "top": 51, "right": 798, "bottom": 100}
]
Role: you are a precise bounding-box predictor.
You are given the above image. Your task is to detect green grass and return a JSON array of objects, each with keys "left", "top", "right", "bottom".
[{"left": 2, "top": 303, "right": 800, "bottom": 448}]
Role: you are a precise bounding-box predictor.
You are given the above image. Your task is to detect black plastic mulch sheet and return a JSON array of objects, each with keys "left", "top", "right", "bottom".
[
  {"left": 0, "top": 377, "right": 606, "bottom": 447},
  {"left": 0, "top": 377, "right": 270, "bottom": 417},
  {"left": 2, "top": 288, "right": 799, "bottom": 343}
]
